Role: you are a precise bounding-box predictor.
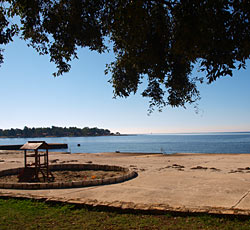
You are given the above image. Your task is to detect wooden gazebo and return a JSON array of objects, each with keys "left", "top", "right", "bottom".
[{"left": 19, "top": 141, "right": 54, "bottom": 182}]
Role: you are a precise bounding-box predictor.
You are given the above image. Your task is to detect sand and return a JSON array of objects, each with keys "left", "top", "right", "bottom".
[{"left": 1, "top": 150, "right": 250, "bottom": 215}]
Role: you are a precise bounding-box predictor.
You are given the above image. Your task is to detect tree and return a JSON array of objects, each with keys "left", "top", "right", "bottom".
[
  {"left": 0, "top": 126, "right": 112, "bottom": 137},
  {"left": 1, "top": 1, "right": 250, "bottom": 111}
]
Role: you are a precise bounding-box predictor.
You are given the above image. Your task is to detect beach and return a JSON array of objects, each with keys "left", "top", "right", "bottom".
[{"left": 1, "top": 151, "right": 250, "bottom": 215}]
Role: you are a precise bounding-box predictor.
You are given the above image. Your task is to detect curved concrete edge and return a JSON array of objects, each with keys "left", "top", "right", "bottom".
[
  {"left": 0, "top": 192, "right": 249, "bottom": 216},
  {"left": 0, "top": 164, "right": 137, "bottom": 190}
]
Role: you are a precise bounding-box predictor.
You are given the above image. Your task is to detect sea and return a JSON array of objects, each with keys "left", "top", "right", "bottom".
[{"left": 0, "top": 132, "right": 250, "bottom": 154}]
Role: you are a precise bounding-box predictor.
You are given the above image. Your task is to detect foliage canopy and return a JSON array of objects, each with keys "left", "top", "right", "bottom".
[
  {"left": 0, "top": 126, "right": 111, "bottom": 137},
  {"left": 1, "top": 0, "right": 250, "bottom": 111}
]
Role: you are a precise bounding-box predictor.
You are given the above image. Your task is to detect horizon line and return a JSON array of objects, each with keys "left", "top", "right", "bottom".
[{"left": 129, "top": 131, "right": 250, "bottom": 135}]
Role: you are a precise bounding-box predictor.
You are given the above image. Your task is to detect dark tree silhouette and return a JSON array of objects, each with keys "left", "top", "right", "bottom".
[
  {"left": 0, "top": 126, "right": 112, "bottom": 138},
  {"left": 1, "top": 1, "right": 250, "bottom": 111}
]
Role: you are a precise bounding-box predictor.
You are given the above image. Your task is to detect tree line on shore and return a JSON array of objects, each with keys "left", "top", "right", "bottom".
[{"left": 0, "top": 126, "right": 116, "bottom": 138}]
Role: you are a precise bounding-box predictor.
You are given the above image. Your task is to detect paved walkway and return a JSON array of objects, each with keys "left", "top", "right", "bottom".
[{"left": 1, "top": 151, "right": 250, "bottom": 215}]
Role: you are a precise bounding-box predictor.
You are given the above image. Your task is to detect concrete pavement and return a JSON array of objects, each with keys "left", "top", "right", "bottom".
[{"left": 1, "top": 151, "right": 250, "bottom": 215}]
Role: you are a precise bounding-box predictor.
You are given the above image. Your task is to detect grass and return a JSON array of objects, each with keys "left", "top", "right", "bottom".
[{"left": 0, "top": 198, "right": 250, "bottom": 229}]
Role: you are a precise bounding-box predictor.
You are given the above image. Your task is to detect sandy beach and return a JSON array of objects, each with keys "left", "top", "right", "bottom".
[{"left": 1, "top": 151, "right": 250, "bottom": 215}]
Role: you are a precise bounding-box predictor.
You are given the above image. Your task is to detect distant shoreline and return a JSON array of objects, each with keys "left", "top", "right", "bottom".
[
  {"left": 0, "top": 134, "right": 135, "bottom": 139},
  {"left": 0, "top": 126, "right": 117, "bottom": 138},
  {"left": 1, "top": 131, "right": 250, "bottom": 138}
]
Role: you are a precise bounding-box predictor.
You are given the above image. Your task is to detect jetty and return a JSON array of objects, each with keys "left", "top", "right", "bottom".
[{"left": 0, "top": 143, "right": 68, "bottom": 150}]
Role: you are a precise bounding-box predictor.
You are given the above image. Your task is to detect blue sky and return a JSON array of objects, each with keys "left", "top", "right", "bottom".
[{"left": 0, "top": 38, "right": 249, "bottom": 134}]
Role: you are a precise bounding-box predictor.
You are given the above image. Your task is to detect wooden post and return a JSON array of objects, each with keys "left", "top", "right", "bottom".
[
  {"left": 46, "top": 149, "right": 49, "bottom": 179},
  {"left": 35, "top": 149, "right": 38, "bottom": 181},
  {"left": 24, "top": 150, "right": 27, "bottom": 167}
]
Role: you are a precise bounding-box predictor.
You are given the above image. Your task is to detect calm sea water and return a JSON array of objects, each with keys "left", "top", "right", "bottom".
[{"left": 0, "top": 132, "right": 250, "bottom": 154}]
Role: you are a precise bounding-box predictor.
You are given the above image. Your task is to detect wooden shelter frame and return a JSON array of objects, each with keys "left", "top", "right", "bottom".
[{"left": 20, "top": 141, "right": 54, "bottom": 182}]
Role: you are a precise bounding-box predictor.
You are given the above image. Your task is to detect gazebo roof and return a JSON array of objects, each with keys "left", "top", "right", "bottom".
[{"left": 20, "top": 141, "right": 49, "bottom": 150}]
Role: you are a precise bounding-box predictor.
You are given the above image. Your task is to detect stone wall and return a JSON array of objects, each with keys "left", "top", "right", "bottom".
[{"left": 0, "top": 164, "right": 137, "bottom": 190}]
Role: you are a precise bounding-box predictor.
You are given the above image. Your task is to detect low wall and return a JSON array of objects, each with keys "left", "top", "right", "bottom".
[{"left": 0, "top": 164, "right": 137, "bottom": 190}]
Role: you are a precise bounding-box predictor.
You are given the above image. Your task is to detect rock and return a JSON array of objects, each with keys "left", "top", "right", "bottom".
[{"left": 191, "top": 166, "right": 208, "bottom": 170}]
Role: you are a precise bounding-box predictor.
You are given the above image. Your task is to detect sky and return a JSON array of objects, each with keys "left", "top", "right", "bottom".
[{"left": 0, "top": 38, "right": 249, "bottom": 134}]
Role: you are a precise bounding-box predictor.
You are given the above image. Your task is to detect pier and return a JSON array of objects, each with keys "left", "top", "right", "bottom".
[{"left": 0, "top": 143, "right": 68, "bottom": 150}]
